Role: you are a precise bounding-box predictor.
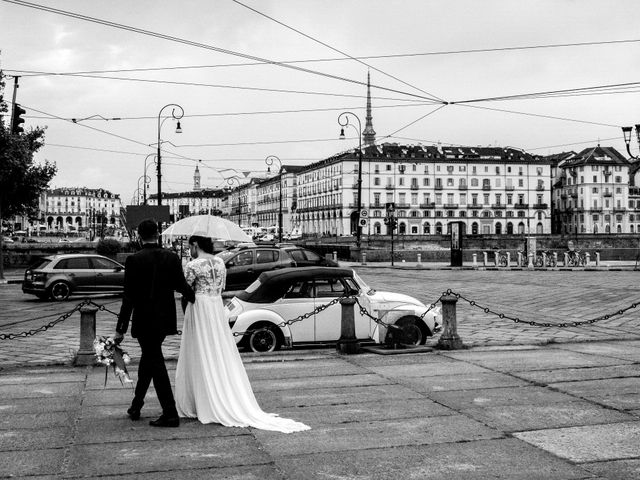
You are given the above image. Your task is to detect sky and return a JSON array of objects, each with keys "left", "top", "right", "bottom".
[{"left": 1, "top": 0, "right": 640, "bottom": 204}]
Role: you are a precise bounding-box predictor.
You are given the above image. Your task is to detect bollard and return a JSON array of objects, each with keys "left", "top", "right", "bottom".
[
  {"left": 417, "top": 253, "right": 422, "bottom": 265},
  {"left": 75, "top": 305, "right": 98, "bottom": 366},
  {"left": 494, "top": 252, "right": 500, "bottom": 267},
  {"left": 585, "top": 252, "right": 590, "bottom": 266},
  {"left": 361, "top": 252, "right": 367, "bottom": 265},
  {"left": 564, "top": 252, "right": 569, "bottom": 267},
  {"left": 436, "top": 295, "right": 464, "bottom": 350},
  {"left": 528, "top": 253, "right": 534, "bottom": 269},
  {"left": 472, "top": 253, "right": 478, "bottom": 268},
  {"left": 506, "top": 252, "right": 511, "bottom": 268},
  {"left": 542, "top": 252, "right": 547, "bottom": 267},
  {"left": 596, "top": 252, "right": 600, "bottom": 266},
  {"left": 517, "top": 252, "right": 523, "bottom": 267},
  {"left": 333, "top": 251, "right": 338, "bottom": 262},
  {"left": 553, "top": 252, "right": 558, "bottom": 267},
  {"left": 483, "top": 251, "right": 488, "bottom": 267},
  {"left": 337, "top": 298, "right": 360, "bottom": 354}
]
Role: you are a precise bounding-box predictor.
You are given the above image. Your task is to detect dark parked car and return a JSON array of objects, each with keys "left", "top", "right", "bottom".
[
  {"left": 22, "top": 254, "right": 125, "bottom": 301},
  {"left": 216, "top": 244, "right": 338, "bottom": 291}
]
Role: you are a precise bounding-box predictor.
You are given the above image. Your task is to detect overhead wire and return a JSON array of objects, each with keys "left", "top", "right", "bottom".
[{"left": 1, "top": 0, "right": 445, "bottom": 104}]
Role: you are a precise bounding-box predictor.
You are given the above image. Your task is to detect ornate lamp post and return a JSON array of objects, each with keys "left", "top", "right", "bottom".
[
  {"left": 137, "top": 175, "right": 150, "bottom": 205},
  {"left": 338, "top": 112, "right": 363, "bottom": 249},
  {"left": 142, "top": 154, "right": 156, "bottom": 205},
  {"left": 622, "top": 125, "right": 640, "bottom": 160},
  {"left": 156, "top": 104, "right": 183, "bottom": 207},
  {"left": 265, "top": 155, "right": 283, "bottom": 242}
]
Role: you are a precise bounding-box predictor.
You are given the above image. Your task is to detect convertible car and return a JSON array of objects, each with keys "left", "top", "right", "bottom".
[{"left": 224, "top": 267, "right": 441, "bottom": 353}]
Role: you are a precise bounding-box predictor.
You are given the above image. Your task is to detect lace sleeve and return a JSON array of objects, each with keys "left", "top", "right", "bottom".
[
  {"left": 184, "top": 261, "right": 196, "bottom": 286},
  {"left": 213, "top": 257, "right": 226, "bottom": 291}
]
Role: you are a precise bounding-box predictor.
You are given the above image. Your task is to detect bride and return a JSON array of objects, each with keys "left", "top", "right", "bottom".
[{"left": 175, "top": 235, "right": 309, "bottom": 433}]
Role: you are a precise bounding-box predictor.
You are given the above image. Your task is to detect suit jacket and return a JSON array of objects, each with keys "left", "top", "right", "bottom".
[{"left": 116, "top": 243, "right": 195, "bottom": 338}]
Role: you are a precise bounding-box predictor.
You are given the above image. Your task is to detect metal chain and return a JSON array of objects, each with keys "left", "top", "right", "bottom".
[
  {"left": 444, "top": 288, "right": 640, "bottom": 328},
  {"left": 86, "top": 300, "right": 120, "bottom": 317},
  {"left": 0, "top": 300, "right": 91, "bottom": 340}
]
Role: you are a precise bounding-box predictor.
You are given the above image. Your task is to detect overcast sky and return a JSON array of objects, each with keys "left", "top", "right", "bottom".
[{"left": 2, "top": 0, "right": 640, "bottom": 203}]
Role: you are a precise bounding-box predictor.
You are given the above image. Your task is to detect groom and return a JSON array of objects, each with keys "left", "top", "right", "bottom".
[{"left": 115, "top": 219, "right": 195, "bottom": 427}]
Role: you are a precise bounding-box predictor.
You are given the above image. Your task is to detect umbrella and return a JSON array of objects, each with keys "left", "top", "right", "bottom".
[{"left": 161, "top": 215, "right": 251, "bottom": 242}]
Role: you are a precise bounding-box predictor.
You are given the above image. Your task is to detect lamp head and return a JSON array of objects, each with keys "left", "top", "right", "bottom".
[
  {"left": 175, "top": 121, "right": 182, "bottom": 134},
  {"left": 622, "top": 126, "right": 633, "bottom": 144}
]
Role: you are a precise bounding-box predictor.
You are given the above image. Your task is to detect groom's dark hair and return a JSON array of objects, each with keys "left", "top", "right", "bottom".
[
  {"left": 137, "top": 219, "right": 158, "bottom": 241},
  {"left": 188, "top": 235, "right": 214, "bottom": 254}
]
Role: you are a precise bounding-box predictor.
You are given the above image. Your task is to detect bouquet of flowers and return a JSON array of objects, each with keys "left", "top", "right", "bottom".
[{"left": 93, "top": 336, "right": 133, "bottom": 387}]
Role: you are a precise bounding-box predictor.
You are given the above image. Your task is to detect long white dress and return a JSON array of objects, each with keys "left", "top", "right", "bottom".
[{"left": 175, "top": 256, "right": 310, "bottom": 433}]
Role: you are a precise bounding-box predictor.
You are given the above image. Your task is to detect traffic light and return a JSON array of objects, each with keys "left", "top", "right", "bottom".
[{"left": 11, "top": 104, "right": 26, "bottom": 134}]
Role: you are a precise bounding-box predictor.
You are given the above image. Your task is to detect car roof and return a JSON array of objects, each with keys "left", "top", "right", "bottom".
[{"left": 236, "top": 266, "right": 354, "bottom": 303}]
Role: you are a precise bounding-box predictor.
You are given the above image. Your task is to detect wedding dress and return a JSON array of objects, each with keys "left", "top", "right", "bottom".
[{"left": 175, "top": 256, "right": 310, "bottom": 433}]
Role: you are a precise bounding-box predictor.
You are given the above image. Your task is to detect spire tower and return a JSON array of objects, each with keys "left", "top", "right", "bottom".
[
  {"left": 363, "top": 71, "right": 376, "bottom": 147},
  {"left": 193, "top": 163, "right": 201, "bottom": 191}
]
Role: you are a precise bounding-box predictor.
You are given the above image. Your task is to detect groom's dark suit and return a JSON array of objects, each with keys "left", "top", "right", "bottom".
[{"left": 116, "top": 243, "right": 195, "bottom": 418}]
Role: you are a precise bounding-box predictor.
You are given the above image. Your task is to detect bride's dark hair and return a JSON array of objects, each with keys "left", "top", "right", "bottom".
[{"left": 188, "top": 235, "right": 214, "bottom": 254}]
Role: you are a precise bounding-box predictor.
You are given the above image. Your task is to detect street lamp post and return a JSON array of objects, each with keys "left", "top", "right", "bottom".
[
  {"left": 137, "top": 175, "right": 150, "bottom": 205},
  {"left": 338, "top": 112, "right": 363, "bottom": 250},
  {"left": 156, "top": 104, "right": 183, "bottom": 228},
  {"left": 622, "top": 125, "right": 640, "bottom": 160},
  {"left": 265, "top": 156, "right": 283, "bottom": 242},
  {"left": 143, "top": 154, "right": 156, "bottom": 205}
]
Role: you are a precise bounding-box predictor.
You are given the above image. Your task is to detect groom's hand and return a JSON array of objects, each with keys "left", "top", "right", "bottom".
[{"left": 114, "top": 332, "right": 125, "bottom": 344}]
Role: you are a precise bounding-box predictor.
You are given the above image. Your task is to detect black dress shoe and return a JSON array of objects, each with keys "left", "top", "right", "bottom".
[
  {"left": 127, "top": 407, "right": 141, "bottom": 421},
  {"left": 149, "top": 415, "right": 179, "bottom": 428}
]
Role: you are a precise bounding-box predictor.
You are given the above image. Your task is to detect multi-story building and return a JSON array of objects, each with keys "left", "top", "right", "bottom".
[
  {"left": 42, "top": 187, "right": 123, "bottom": 234},
  {"left": 255, "top": 166, "right": 304, "bottom": 234},
  {"left": 147, "top": 189, "right": 224, "bottom": 221},
  {"left": 552, "top": 146, "right": 635, "bottom": 234},
  {"left": 293, "top": 144, "right": 552, "bottom": 237}
]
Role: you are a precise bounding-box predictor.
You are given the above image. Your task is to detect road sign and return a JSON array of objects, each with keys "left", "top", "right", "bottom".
[
  {"left": 360, "top": 209, "right": 368, "bottom": 218},
  {"left": 358, "top": 218, "right": 368, "bottom": 228}
]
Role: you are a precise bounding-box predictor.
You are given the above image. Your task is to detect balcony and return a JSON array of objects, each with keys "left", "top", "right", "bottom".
[
  {"left": 590, "top": 207, "right": 603, "bottom": 212},
  {"left": 482, "top": 185, "right": 491, "bottom": 191},
  {"left": 515, "top": 203, "right": 529, "bottom": 209},
  {"left": 614, "top": 207, "right": 626, "bottom": 212},
  {"left": 385, "top": 185, "right": 394, "bottom": 190},
  {"left": 491, "top": 204, "right": 506, "bottom": 209},
  {"left": 420, "top": 203, "right": 435, "bottom": 209},
  {"left": 571, "top": 192, "right": 578, "bottom": 198},
  {"left": 444, "top": 203, "right": 459, "bottom": 209},
  {"left": 434, "top": 185, "right": 443, "bottom": 190},
  {"left": 410, "top": 185, "right": 419, "bottom": 190},
  {"left": 351, "top": 184, "right": 359, "bottom": 189},
  {"left": 505, "top": 185, "right": 515, "bottom": 191},
  {"left": 536, "top": 185, "right": 545, "bottom": 191},
  {"left": 560, "top": 194, "right": 568, "bottom": 199},
  {"left": 603, "top": 191, "right": 612, "bottom": 197},
  {"left": 468, "top": 204, "right": 483, "bottom": 209},
  {"left": 458, "top": 185, "right": 468, "bottom": 190},
  {"left": 533, "top": 203, "right": 548, "bottom": 209},
  {"left": 396, "top": 203, "right": 411, "bottom": 209}
]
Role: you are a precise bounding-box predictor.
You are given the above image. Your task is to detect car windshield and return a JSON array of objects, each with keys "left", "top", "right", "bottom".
[
  {"left": 353, "top": 271, "right": 375, "bottom": 295},
  {"left": 216, "top": 250, "right": 237, "bottom": 260}
]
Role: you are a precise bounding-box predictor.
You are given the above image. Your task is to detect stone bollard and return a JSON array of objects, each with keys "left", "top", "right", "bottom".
[
  {"left": 333, "top": 251, "right": 338, "bottom": 262},
  {"left": 506, "top": 252, "right": 511, "bottom": 268},
  {"left": 75, "top": 305, "right": 98, "bottom": 366},
  {"left": 542, "top": 252, "right": 547, "bottom": 267},
  {"left": 337, "top": 298, "right": 360, "bottom": 354},
  {"left": 361, "top": 252, "right": 367, "bottom": 265},
  {"left": 553, "top": 252, "right": 558, "bottom": 267},
  {"left": 483, "top": 252, "right": 488, "bottom": 267},
  {"left": 563, "top": 252, "right": 569, "bottom": 266},
  {"left": 528, "top": 253, "right": 534, "bottom": 269},
  {"left": 472, "top": 253, "right": 478, "bottom": 268},
  {"left": 585, "top": 252, "right": 590, "bottom": 266},
  {"left": 517, "top": 252, "right": 523, "bottom": 267},
  {"left": 436, "top": 295, "right": 464, "bottom": 350},
  {"left": 417, "top": 253, "right": 422, "bottom": 266},
  {"left": 596, "top": 252, "right": 600, "bottom": 266},
  {"left": 494, "top": 252, "right": 500, "bottom": 267}
]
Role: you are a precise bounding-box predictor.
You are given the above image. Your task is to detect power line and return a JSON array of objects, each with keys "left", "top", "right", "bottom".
[
  {"left": 525, "top": 136, "right": 621, "bottom": 151},
  {"left": 230, "top": 0, "right": 443, "bottom": 102},
  {"left": 11, "top": 39, "right": 640, "bottom": 77},
  {"left": 1, "top": 0, "right": 444, "bottom": 104}
]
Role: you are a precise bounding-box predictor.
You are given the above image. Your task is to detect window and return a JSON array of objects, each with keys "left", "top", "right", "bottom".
[
  {"left": 593, "top": 187, "right": 598, "bottom": 194},
  {"left": 537, "top": 167, "right": 543, "bottom": 176},
  {"left": 495, "top": 166, "right": 500, "bottom": 175},
  {"left": 447, "top": 178, "right": 454, "bottom": 186},
  {"left": 423, "top": 178, "right": 430, "bottom": 186},
  {"left": 399, "top": 177, "right": 405, "bottom": 186},
  {"left": 615, "top": 176, "right": 622, "bottom": 183},
  {"left": 92, "top": 257, "right": 120, "bottom": 269},
  {"left": 518, "top": 179, "right": 524, "bottom": 187},
  {"left": 374, "top": 177, "right": 380, "bottom": 186},
  {"left": 593, "top": 176, "right": 597, "bottom": 183},
  {"left": 314, "top": 278, "right": 347, "bottom": 297},
  {"left": 471, "top": 178, "right": 479, "bottom": 187},
  {"left": 55, "top": 257, "right": 92, "bottom": 269},
  {"left": 386, "top": 164, "right": 391, "bottom": 171},
  {"left": 230, "top": 251, "right": 253, "bottom": 266}
]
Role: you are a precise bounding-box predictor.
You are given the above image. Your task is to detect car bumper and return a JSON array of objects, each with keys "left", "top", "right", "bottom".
[{"left": 22, "top": 281, "right": 47, "bottom": 295}]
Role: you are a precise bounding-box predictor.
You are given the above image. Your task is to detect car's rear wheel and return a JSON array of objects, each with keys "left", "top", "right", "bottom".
[
  {"left": 48, "top": 281, "right": 71, "bottom": 301},
  {"left": 394, "top": 316, "right": 427, "bottom": 345},
  {"left": 247, "top": 323, "right": 281, "bottom": 353}
]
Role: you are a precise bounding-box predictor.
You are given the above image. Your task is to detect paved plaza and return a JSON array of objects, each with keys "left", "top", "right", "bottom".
[{"left": 1, "top": 265, "right": 640, "bottom": 478}]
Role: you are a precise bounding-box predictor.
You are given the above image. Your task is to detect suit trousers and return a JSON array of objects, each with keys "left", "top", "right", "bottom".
[{"left": 132, "top": 335, "right": 178, "bottom": 417}]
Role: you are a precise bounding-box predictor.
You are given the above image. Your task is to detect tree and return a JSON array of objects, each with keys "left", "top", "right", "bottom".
[{"left": 0, "top": 70, "right": 57, "bottom": 280}]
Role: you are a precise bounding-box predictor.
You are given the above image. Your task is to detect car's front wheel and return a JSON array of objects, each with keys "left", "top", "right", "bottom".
[
  {"left": 247, "top": 323, "right": 281, "bottom": 353},
  {"left": 48, "top": 281, "right": 71, "bottom": 301},
  {"left": 394, "top": 316, "right": 427, "bottom": 345}
]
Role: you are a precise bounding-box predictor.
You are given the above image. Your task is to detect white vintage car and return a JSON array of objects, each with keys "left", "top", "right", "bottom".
[{"left": 224, "top": 267, "right": 441, "bottom": 353}]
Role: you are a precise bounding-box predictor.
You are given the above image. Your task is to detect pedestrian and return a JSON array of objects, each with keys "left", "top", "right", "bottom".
[{"left": 114, "top": 219, "right": 195, "bottom": 427}]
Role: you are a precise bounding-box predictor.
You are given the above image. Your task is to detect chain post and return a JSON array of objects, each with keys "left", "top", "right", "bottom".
[
  {"left": 595, "top": 252, "right": 600, "bottom": 266},
  {"left": 494, "top": 251, "right": 499, "bottom": 267},
  {"left": 483, "top": 251, "right": 488, "bottom": 267},
  {"left": 361, "top": 252, "right": 367, "bottom": 265},
  {"left": 564, "top": 252, "right": 569, "bottom": 266},
  {"left": 436, "top": 294, "right": 464, "bottom": 350},
  {"left": 333, "top": 251, "right": 338, "bottom": 262},
  {"left": 472, "top": 253, "right": 477, "bottom": 268},
  {"left": 585, "top": 252, "right": 590, "bottom": 266},
  {"left": 506, "top": 252, "right": 511, "bottom": 268},
  {"left": 337, "top": 297, "right": 360, "bottom": 354},
  {"left": 75, "top": 305, "right": 98, "bottom": 366},
  {"left": 553, "top": 252, "right": 558, "bottom": 267}
]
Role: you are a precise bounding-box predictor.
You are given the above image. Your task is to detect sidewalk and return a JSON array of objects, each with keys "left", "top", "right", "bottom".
[{"left": 1, "top": 340, "right": 639, "bottom": 479}]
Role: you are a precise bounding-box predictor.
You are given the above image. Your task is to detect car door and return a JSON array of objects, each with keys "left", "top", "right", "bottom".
[
  {"left": 58, "top": 257, "right": 95, "bottom": 292},
  {"left": 254, "top": 248, "right": 282, "bottom": 278},
  {"left": 312, "top": 277, "right": 350, "bottom": 342},
  {"left": 271, "top": 279, "right": 315, "bottom": 343},
  {"left": 224, "top": 250, "right": 255, "bottom": 290},
  {"left": 90, "top": 256, "right": 124, "bottom": 292}
]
